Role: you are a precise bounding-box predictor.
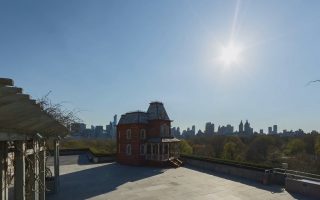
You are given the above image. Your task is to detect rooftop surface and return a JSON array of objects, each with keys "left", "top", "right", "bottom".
[{"left": 47, "top": 155, "right": 313, "bottom": 200}]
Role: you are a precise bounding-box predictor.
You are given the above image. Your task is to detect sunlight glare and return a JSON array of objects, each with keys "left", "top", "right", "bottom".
[{"left": 220, "top": 42, "right": 242, "bottom": 66}]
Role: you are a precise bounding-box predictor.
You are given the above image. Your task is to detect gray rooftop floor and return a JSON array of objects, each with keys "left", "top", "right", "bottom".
[{"left": 47, "top": 155, "right": 314, "bottom": 200}]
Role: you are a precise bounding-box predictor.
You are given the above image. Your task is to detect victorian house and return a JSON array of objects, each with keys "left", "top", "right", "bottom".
[{"left": 117, "top": 102, "right": 182, "bottom": 167}]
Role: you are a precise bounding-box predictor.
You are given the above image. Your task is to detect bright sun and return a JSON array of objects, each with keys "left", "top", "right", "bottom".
[{"left": 220, "top": 42, "right": 242, "bottom": 66}]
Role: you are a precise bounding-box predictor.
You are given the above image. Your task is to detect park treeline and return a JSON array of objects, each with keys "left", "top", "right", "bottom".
[
  {"left": 180, "top": 134, "right": 320, "bottom": 174},
  {"left": 49, "top": 139, "right": 117, "bottom": 155},
  {"left": 54, "top": 134, "right": 320, "bottom": 174}
]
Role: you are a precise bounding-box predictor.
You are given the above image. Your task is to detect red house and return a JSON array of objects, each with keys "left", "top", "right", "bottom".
[{"left": 117, "top": 102, "right": 181, "bottom": 167}]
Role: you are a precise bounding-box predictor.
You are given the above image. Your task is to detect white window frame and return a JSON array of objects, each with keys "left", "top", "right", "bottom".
[
  {"left": 126, "top": 129, "right": 131, "bottom": 140},
  {"left": 140, "top": 144, "right": 146, "bottom": 155},
  {"left": 140, "top": 129, "right": 146, "bottom": 140},
  {"left": 126, "top": 144, "right": 132, "bottom": 156}
]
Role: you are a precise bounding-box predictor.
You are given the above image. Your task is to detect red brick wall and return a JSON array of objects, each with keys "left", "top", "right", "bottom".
[
  {"left": 147, "top": 120, "right": 171, "bottom": 137},
  {"left": 117, "top": 123, "right": 146, "bottom": 165},
  {"left": 117, "top": 120, "right": 171, "bottom": 165}
]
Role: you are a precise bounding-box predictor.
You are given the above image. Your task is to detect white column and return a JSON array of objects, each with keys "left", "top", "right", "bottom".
[
  {"left": 14, "top": 140, "right": 26, "bottom": 200},
  {"left": 0, "top": 142, "right": 8, "bottom": 200},
  {"left": 162, "top": 143, "right": 164, "bottom": 161},
  {"left": 30, "top": 140, "right": 40, "bottom": 200},
  {"left": 150, "top": 144, "right": 153, "bottom": 160},
  {"left": 167, "top": 143, "right": 170, "bottom": 159},
  {"left": 39, "top": 140, "right": 46, "bottom": 200},
  {"left": 157, "top": 144, "right": 160, "bottom": 161},
  {"left": 53, "top": 139, "right": 60, "bottom": 193}
]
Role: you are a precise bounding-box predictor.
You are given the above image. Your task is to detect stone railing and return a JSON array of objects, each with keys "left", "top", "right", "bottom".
[
  {"left": 181, "top": 154, "right": 320, "bottom": 199},
  {"left": 56, "top": 148, "right": 116, "bottom": 163},
  {"left": 181, "top": 154, "right": 272, "bottom": 184}
]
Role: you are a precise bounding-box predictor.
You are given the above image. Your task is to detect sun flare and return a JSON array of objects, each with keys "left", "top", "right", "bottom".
[{"left": 220, "top": 42, "right": 242, "bottom": 66}]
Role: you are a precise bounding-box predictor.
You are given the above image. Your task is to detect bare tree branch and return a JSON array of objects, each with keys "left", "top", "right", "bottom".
[
  {"left": 305, "top": 80, "right": 320, "bottom": 86},
  {"left": 36, "top": 92, "right": 82, "bottom": 128}
]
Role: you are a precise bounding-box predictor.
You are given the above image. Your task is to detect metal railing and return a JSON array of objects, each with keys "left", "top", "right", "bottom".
[
  {"left": 273, "top": 168, "right": 320, "bottom": 182},
  {"left": 145, "top": 153, "right": 179, "bottom": 161}
]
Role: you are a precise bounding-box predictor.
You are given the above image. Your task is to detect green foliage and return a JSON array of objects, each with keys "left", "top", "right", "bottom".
[
  {"left": 285, "top": 138, "right": 306, "bottom": 155},
  {"left": 222, "top": 136, "right": 245, "bottom": 161},
  {"left": 185, "top": 134, "right": 320, "bottom": 174},
  {"left": 179, "top": 140, "right": 193, "bottom": 155},
  {"left": 315, "top": 136, "right": 320, "bottom": 158},
  {"left": 222, "top": 141, "right": 237, "bottom": 160},
  {"left": 246, "top": 136, "right": 275, "bottom": 163},
  {"left": 58, "top": 139, "right": 116, "bottom": 155}
]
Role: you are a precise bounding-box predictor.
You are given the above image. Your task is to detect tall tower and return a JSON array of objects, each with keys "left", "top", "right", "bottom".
[
  {"left": 192, "top": 125, "right": 196, "bottom": 136},
  {"left": 112, "top": 114, "right": 118, "bottom": 138},
  {"left": 239, "top": 121, "right": 244, "bottom": 133},
  {"left": 273, "top": 125, "right": 278, "bottom": 134},
  {"left": 244, "top": 120, "right": 250, "bottom": 134}
]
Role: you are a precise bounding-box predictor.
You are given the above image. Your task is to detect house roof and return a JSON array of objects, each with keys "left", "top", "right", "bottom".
[
  {"left": 147, "top": 102, "right": 170, "bottom": 120},
  {"left": 118, "top": 111, "right": 149, "bottom": 125},
  {"left": 118, "top": 102, "right": 171, "bottom": 125}
]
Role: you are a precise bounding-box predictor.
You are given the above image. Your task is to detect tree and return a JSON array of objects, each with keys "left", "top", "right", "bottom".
[
  {"left": 179, "top": 140, "right": 193, "bottom": 155},
  {"left": 37, "top": 92, "right": 81, "bottom": 128},
  {"left": 222, "top": 136, "right": 245, "bottom": 161},
  {"left": 285, "top": 138, "right": 306, "bottom": 155},
  {"left": 315, "top": 136, "right": 320, "bottom": 160},
  {"left": 222, "top": 141, "right": 237, "bottom": 160},
  {"left": 246, "top": 136, "right": 275, "bottom": 162}
]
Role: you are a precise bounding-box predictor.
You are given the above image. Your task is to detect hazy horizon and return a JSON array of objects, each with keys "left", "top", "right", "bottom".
[{"left": 1, "top": 0, "right": 320, "bottom": 132}]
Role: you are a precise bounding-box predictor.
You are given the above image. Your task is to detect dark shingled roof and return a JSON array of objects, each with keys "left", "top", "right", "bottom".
[
  {"left": 147, "top": 102, "right": 170, "bottom": 120},
  {"left": 118, "top": 102, "right": 171, "bottom": 125},
  {"left": 118, "top": 111, "right": 149, "bottom": 125}
]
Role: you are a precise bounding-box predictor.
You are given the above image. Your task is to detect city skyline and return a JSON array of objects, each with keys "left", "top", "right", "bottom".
[{"left": 2, "top": 1, "right": 320, "bottom": 132}]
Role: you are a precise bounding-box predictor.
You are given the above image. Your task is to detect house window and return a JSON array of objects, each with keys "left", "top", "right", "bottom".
[
  {"left": 126, "top": 129, "right": 131, "bottom": 139},
  {"left": 140, "top": 144, "right": 146, "bottom": 155},
  {"left": 126, "top": 144, "right": 132, "bottom": 156},
  {"left": 140, "top": 129, "right": 146, "bottom": 140},
  {"left": 160, "top": 124, "right": 170, "bottom": 137}
]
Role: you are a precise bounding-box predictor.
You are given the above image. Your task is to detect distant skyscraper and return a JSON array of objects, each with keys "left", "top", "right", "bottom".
[
  {"left": 239, "top": 121, "right": 244, "bottom": 133},
  {"left": 205, "top": 122, "right": 215, "bottom": 135},
  {"left": 273, "top": 125, "right": 278, "bottom": 134},
  {"left": 192, "top": 125, "right": 196, "bottom": 135},
  {"left": 112, "top": 114, "right": 118, "bottom": 138},
  {"left": 218, "top": 124, "right": 234, "bottom": 135},
  {"left": 95, "top": 126, "right": 104, "bottom": 137},
  {"left": 268, "top": 127, "right": 272, "bottom": 134},
  {"left": 259, "top": 129, "right": 263, "bottom": 134},
  {"left": 244, "top": 120, "right": 253, "bottom": 134},
  {"left": 70, "top": 123, "right": 86, "bottom": 134}
]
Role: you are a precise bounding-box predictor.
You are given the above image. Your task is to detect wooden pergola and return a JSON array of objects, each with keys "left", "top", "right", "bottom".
[{"left": 0, "top": 78, "right": 69, "bottom": 200}]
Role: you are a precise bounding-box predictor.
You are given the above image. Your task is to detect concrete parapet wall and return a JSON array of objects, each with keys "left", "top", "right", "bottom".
[
  {"left": 183, "top": 157, "right": 271, "bottom": 184},
  {"left": 285, "top": 178, "right": 320, "bottom": 198},
  {"left": 57, "top": 148, "right": 116, "bottom": 163}
]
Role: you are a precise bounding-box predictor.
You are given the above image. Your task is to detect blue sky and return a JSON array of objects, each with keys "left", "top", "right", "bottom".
[{"left": 1, "top": 0, "right": 320, "bottom": 132}]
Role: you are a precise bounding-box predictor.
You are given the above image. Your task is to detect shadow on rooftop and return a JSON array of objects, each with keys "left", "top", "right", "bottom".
[
  {"left": 184, "top": 165, "right": 314, "bottom": 200},
  {"left": 47, "top": 155, "right": 165, "bottom": 200}
]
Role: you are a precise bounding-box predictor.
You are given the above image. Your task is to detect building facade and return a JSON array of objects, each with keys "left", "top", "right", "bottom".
[{"left": 117, "top": 102, "right": 181, "bottom": 166}]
